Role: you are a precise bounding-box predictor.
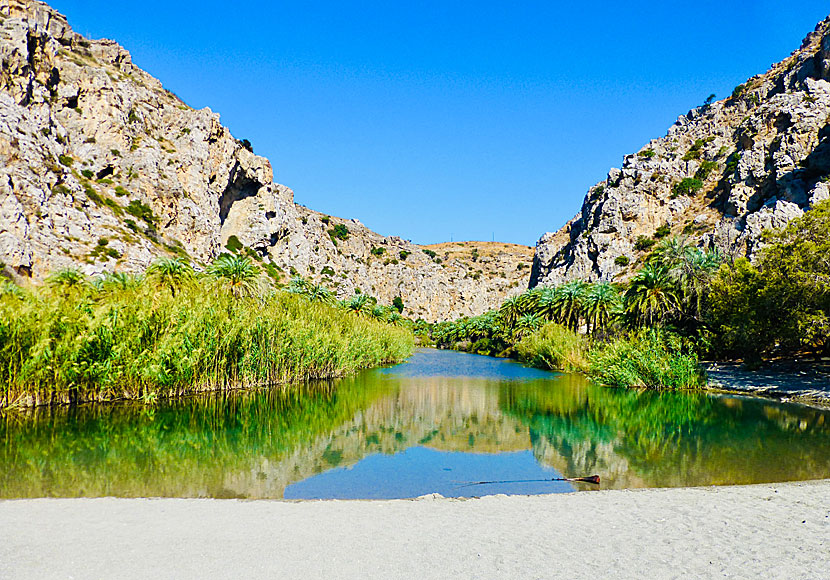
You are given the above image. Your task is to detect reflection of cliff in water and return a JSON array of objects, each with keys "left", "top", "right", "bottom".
[{"left": 2, "top": 354, "right": 830, "bottom": 499}]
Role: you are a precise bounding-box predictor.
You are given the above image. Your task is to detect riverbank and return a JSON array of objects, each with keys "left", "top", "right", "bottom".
[
  {"left": 1, "top": 480, "right": 827, "bottom": 579},
  {"left": 704, "top": 360, "right": 830, "bottom": 409}
]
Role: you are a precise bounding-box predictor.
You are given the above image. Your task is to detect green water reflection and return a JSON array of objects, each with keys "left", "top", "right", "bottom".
[{"left": 1, "top": 349, "right": 829, "bottom": 498}]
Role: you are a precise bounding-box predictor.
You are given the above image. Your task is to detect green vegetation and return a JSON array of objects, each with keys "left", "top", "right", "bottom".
[
  {"left": 614, "top": 256, "right": 630, "bottom": 267},
  {"left": 588, "top": 330, "right": 704, "bottom": 390},
  {"left": 426, "top": 234, "right": 724, "bottom": 390},
  {"left": 0, "top": 260, "right": 413, "bottom": 409},
  {"left": 430, "top": 202, "right": 830, "bottom": 388},
  {"left": 694, "top": 160, "right": 718, "bottom": 181},
  {"left": 225, "top": 235, "right": 243, "bottom": 252},
  {"left": 516, "top": 323, "right": 586, "bottom": 372},
  {"left": 638, "top": 149, "right": 656, "bottom": 159},
  {"left": 672, "top": 177, "right": 703, "bottom": 198},
  {"left": 328, "top": 224, "right": 350, "bottom": 243},
  {"left": 58, "top": 154, "right": 73, "bottom": 167},
  {"left": 634, "top": 236, "right": 656, "bottom": 251},
  {"left": 422, "top": 249, "right": 436, "bottom": 259},
  {"left": 654, "top": 223, "right": 671, "bottom": 239},
  {"left": 370, "top": 246, "right": 385, "bottom": 257},
  {"left": 708, "top": 200, "right": 830, "bottom": 360},
  {"left": 125, "top": 199, "right": 156, "bottom": 226}
]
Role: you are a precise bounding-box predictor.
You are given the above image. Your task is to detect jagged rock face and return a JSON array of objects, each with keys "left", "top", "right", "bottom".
[
  {"left": 0, "top": 0, "right": 528, "bottom": 322},
  {"left": 531, "top": 16, "right": 830, "bottom": 287}
]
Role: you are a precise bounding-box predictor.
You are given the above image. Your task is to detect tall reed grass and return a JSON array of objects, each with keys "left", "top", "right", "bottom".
[
  {"left": 587, "top": 329, "right": 705, "bottom": 390},
  {"left": 0, "top": 281, "right": 413, "bottom": 408},
  {"left": 515, "top": 323, "right": 587, "bottom": 372}
]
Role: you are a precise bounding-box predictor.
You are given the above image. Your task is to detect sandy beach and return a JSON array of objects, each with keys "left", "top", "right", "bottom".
[{"left": 1, "top": 480, "right": 828, "bottom": 579}]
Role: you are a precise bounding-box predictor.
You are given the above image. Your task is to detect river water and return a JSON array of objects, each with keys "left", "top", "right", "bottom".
[{"left": 2, "top": 348, "right": 829, "bottom": 499}]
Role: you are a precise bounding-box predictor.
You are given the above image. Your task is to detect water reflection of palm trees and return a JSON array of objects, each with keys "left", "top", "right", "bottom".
[{"left": 2, "top": 361, "right": 830, "bottom": 499}]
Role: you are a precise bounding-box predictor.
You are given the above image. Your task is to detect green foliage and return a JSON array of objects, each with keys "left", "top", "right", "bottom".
[
  {"left": 615, "top": 256, "right": 630, "bottom": 267},
  {"left": 225, "top": 235, "right": 243, "bottom": 252},
  {"left": 320, "top": 215, "right": 330, "bottom": 225},
  {"left": 515, "top": 323, "right": 586, "bottom": 371},
  {"left": 114, "top": 186, "right": 129, "bottom": 197},
  {"left": 206, "top": 254, "right": 262, "bottom": 298},
  {"left": 146, "top": 257, "right": 194, "bottom": 297},
  {"left": 58, "top": 154, "right": 73, "bottom": 167},
  {"left": 671, "top": 178, "right": 703, "bottom": 198},
  {"left": 392, "top": 296, "right": 404, "bottom": 313},
  {"left": 126, "top": 199, "right": 156, "bottom": 225},
  {"left": 707, "top": 200, "right": 830, "bottom": 359},
  {"left": 370, "top": 246, "right": 385, "bottom": 257},
  {"left": 694, "top": 160, "right": 718, "bottom": 181},
  {"left": 725, "top": 152, "right": 740, "bottom": 175},
  {"left": 588, "top": 330, "right": 705, "bottom": 390},
  {"left": 0, "top": 277, "right": 413, "bottom": 408},
  {"left": 731, "top": 84, "right": 745, "bottom": 99},
  {"left": 422, "top": 249, "right": 436, "bottom": 259},
  {"left": 654, "top": 223, "right": 671, "bottom": 239},
  {"left": 634, "top": 236, "right": 656, "bottom": 251},
  {"left": 637, "top": 149, "right": 656, "bottom": 159},
  {"left": 81, "top": 169, "right": 94, "bottom": 179},
  {"left": 399, "top": 250, "right": 410, "bottom": 260},
  {"left": 623, "top": 264, "right": 680, "bottom": 328},
  {"left": 328, "top": 224, "right": 350, "bottom": 242}
]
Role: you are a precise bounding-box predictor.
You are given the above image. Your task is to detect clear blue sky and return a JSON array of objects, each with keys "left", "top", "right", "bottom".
[{"left": 51, "top": 1, "right": 830, "bottom": 246}]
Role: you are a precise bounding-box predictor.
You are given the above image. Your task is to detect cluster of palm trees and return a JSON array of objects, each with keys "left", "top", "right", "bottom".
[
  {"left": 43, "top": 255, "right": 265, "bottom": 299},
  {"left": 37, "top": 254, "right": 410, "bottom": 327},
  {"left": 286, "top": 276, "right": 405, "bottom": 324},
  {"left": 432, "top": 237, "right": 723, "bottom": 354}
]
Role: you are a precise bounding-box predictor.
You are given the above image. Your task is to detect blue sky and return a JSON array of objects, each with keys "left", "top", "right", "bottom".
[{"left": 51, "top": 1, "right": 830, "bottom": 245}]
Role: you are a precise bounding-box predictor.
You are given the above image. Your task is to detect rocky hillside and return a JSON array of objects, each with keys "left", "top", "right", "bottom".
[
  {"left": 0, "top": 0, "right": 527, "bottom": 321},
  {"left": 531, "top": 16, "right": 830, "bottom": 287}
]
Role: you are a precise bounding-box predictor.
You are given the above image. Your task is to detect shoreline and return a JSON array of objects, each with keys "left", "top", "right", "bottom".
[{"left": 2, "top": 480, "right": 828, "bottom": 579}]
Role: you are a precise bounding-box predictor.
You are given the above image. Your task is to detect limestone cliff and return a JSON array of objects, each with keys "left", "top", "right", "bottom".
[
  {"left": 531, "top": 16, "right": 830, "bottom": 287},
  {"left": 0, "top": 0, "right": 527, "bottom": 321}
]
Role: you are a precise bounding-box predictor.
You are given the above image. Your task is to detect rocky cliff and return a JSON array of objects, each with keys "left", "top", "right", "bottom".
[
  {"left": 531, "top": 16, "right": 830, "bottom": 287},
  {"left": 0, "top": 0, "right": 527, "bottom": 321}
]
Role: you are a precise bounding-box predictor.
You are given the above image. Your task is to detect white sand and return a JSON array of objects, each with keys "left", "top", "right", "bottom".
[{"left": 1, "top": 480, "right": 828, "bottom": 579}]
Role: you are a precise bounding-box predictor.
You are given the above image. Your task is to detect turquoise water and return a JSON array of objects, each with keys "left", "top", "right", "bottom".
[{"left": 2, "top": 348, "right": 829, "bottom": 499}]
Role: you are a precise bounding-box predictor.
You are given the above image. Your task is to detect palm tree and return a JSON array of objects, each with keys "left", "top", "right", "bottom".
[
  {"left": 47, "top": 268, "right": 88, "bottom": 293},
  {"left": 534, "top": 286, "right": 562, "bottom": 322},
  {"left": 369, "top": 305, "right": 389, "bottom": 321},
  {"left": 518, "top": 288, "right": 543, "bottom": 316},
  {"left": 286, "top": 276, "right": 310, "bottom": 295},
  {"left": 145, "top": 257, "right": 193, "bottom": 297},
  {"left": 101, "top": 271, "right": 142, "bottom": 292},
  {"left": 558, "top": 280, "right": 588, "bottom": 332},
  {"left": 678, "top": 247, "right": 723, "bottom": 322},
  {"left": 207, "top": 254, "right": 262, "bottom": 298},
  {"left": 305, "top": 282, "right": 334, "bottom": 304},
  {"left": 345, "top": 294, "right": 372, "bottom": 315},
  {"left": 499, "top": 295, "right": 523, "bottom": 328},
  {"left": 623, "top": 264, "right": 680, "bottom": 328},
  {"left": 584, "top": 281, "right": 620, "bottom": 336},
  {"left": 513, "top": 313, "right": 543, "bottom": 340},
  {"left": 652, "top": 236, "right": 694, "bottom": 270}
]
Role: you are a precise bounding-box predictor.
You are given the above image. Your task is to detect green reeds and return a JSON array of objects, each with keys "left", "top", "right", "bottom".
[
  {"left": 586, "top": 329, "right": 705, "bottom": 390},
  {"left": 0, "top": 280, "right": 413, "bottom": 408},
  {"left": 515, "top": 323, "right": 587, "bottom": 372}
]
